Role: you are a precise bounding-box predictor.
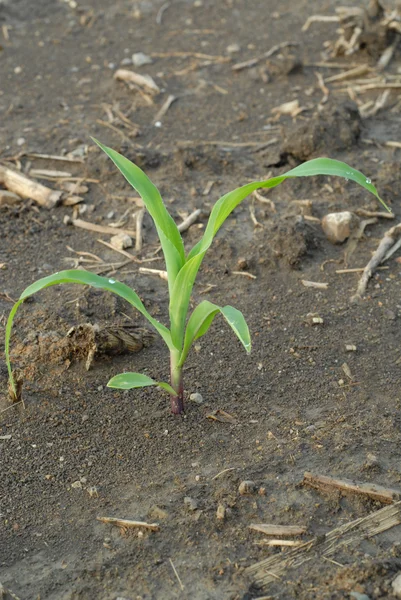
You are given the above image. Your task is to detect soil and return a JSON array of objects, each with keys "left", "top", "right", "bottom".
[{"left": 1, "top": 1, "right": 401, "bottom": 599}]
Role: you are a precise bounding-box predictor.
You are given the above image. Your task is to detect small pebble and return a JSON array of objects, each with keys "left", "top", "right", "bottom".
[
  {"left": 226, "top": 43, "right": 241, "bottom": 54},
  {"left": 14, "top": 66, "right": 22, "bottom": 74},
  {"left": 345, "top": 344, "right": 357, "bottom": 352},
  {"left": 238, "top": 480, "right": 256, "bottom": 495},
  {"left": 110, "top": 232, "right": 133, "bottom": 250},
  {"left": 237, "top": 257, "right": 248, "bottom": 270},
  {"left": 306, "top": 313, "right": 323, "bottom": 326},
  {"left": 392, "top": 573, "right": 401, "bottom": 597},
  {"left": 350, "top": 593, "right": 371, "bottom": 600},
  {"left": 189, "top": 392, "right": 203, "bottom": 404},
  {"left": 321, "top": 211, "right": 358, "bottom": 244},
  {"left": 184, "top": 496, "right": 199, "bottom": 511},
  {"left": 71, "top": 480, "right": 82, "bottom": 489},
  {"left": 132, "top": 52, "right": 153, "bottom": 67},
  {"left": 16, "top": 137, "right": 26, "bottom": 146},
  {"left": 216, "top": 504, "right": 226, "bottom": 520},
  {"left": 87, "top": 486, "right": 99, "bottom": 498}
]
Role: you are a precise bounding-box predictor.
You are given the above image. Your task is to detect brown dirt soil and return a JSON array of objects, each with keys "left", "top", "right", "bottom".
[{"left": 1, "top": 1, "right": 401, "bottom": 599}]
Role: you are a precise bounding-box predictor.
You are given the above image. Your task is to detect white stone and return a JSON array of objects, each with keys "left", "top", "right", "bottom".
[
  {"left": 132, "top": 52, "right": 153, "bottom": 67},
  {"left": 110, "top": 232, "right": 133, "bottom": 250},
  {"left": 321, "top": 211, "right": 358, "bottom": 244},
  {"left": 226, "top": 43, "right": 241, "bottom": 54},
  {"left": 189, "top": 392, "right": 203, "bottom": 404}
]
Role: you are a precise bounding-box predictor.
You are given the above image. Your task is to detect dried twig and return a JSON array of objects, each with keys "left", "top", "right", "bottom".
[
  {"left": 303, "top": 472, "right": 401, "bottom": 504},
  {"left": 153, "top": 94, "right": 177, "bottom": 124},
  {"left": 139, "top": 267, "right": 168, "bottom": 281},
  {"left": 114, "top": 69, "right": 160, "bottom": 95},
  {"left": 68, "top": 218, "right": 137, "bottom": 238},
  {"left": 169, "top": 558, "right": 185, "bottom": 591},
  {"left": 351, "top": 223, "right": 401, "bottom": 301},
  {"left": 27, "top": 152, "right": 85, "bottom": 164},
  {"left": 97, "top": 516, "right": 160, "bottom": 531},
  {"left": 246, "top": 501, "right": 401, "bottom": 590},
  {"left": 249, "top": 524, "right": 307, "bottom": 536},
  {"left": 355, "top": 208, "right": 394, "bottom": 219},
  {"left": 156, "top": 1, "right": 170, "bottom": 25},
  {"left": 254, "top": 539, "right": 304, "bottom": 547},
  {"left": 135, "top": 208, "right": 145, "bottom": 252},
  {"left": 178, "top": 208, "right": 201, "bottom": 233},
  {"left": 231, "top": 271, "right": 257, "bottom": 280},
  {"left": 0, "top": 165, "right": 62, "bottom": 208},
  {"left": 232, "top": 41, "right": 299, "bottom": 71},
  {"left": 301, "top": 280, "right": 328, "bottom": 290}
]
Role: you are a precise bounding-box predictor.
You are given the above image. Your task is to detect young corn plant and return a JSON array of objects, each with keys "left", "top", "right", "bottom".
[{"left": 5, "top": 141, "right": 385, "bottom": 414}]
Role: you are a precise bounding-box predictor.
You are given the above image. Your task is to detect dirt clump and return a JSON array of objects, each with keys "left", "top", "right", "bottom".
[{"left": 282, "top": 102, "right": 361, "bottom": 161}]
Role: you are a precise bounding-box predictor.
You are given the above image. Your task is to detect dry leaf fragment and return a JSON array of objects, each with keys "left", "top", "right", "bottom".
[
  {"left": 207, "top": 409, "right": 237, "bottom": 424},
  {"left": 114, "top": 69, "right": 160, "bottom": 95},
  {"left": 271, "top": 99, "right": 305, "bottom": 118}
]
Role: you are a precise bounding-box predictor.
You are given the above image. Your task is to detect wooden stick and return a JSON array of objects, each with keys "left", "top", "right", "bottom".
[
  {"left": 29, "top": 169, "right": 72, "bottom": 179},
  {"left": 0, "top": 165, "right": 62, "bottom": 208},
  {"left": 336, "top": 266, "right": 389, "bottom": 274},
  {"left": 355, "top": 208, "right": 394, "bottom": 219},
  {"left": 27, "top": 152, "right": 85, "bottom": 163},
  {"left": 114, "top": 69, "right": 160, "bottom": 95},
  {"left": 232, "top": 271, "right": 257, "bottom": 279},
  {"left": 301, "top": 280, "right": 328, "bottom": 290},
  {"left": 150, "top": 51, "right": 229, "bottom": 63},
  {"left": 254, "top": 539, "right": 304, "bottom": 547},
  {"left": 324, "top": 65, "right": 371, "bottom": 83},
  {"left": 0, "top": 190, "right": 21, "bottom": 206},
  {"left": 69, "top": 218, "right": 137, "bottom": 238},
  {"left": 153, "top": 94, "right": 177, "bottom": 124},
  {"left": 249, "top": 524, "right": 307, "bottom": 536},
  {"left": 351, "top": 223, "right": 401, "bottom": 301},
  {"left": 139, "top": 267, "right": 168, "bottom": 281},
  {"left": 303, "top": 472, "right": 401, "bottom": 504},
  {"left": 135, "top": 208, "right": 145, "bottom": 252},
  {"left": 177, "top": 208, "right": 201, "bottom": 232},
  {"left": 169, "top": 558, "right": 185, "bottom": 590},
  {"left": 97, "top": 516, "right": 160, "bottom": 531}
]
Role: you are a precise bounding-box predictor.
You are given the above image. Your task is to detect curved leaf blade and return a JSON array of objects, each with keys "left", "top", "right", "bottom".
[
  {"left": 107, "top": 372, "right": 175, "bottom": 395},
  {"left": 187, "top": 157, "right": 385, "bottom": 262},
  {"left": 93, "top": 139, "right": 185, "bottom": 290},
  {"left": 179, "top": 300, "right": 250, "bottom": 366},
  {"left": 173, "top": 158, "right": 385, "bottom": 347},
  {"left": 5, "top": 269, "right": 175, "bottom": 394}
]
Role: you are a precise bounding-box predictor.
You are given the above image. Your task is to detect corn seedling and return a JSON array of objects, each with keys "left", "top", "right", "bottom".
[{"left": 5, "top": 140, "right": 385, "bottom": 414}]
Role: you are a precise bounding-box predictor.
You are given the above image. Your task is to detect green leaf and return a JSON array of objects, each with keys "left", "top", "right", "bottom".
[
  {"left": 5, "top": 270, "right": 175, "bottom": 395},
  {"left": 107, "top": 372, "right": 175, "bottom": 395},
  {"left": 170, "top": 157, "right": 385, "bottom": 348},
  {"left": 92, "top": 139, "right": 185, "bottom": 292},
  {"left": 178, "top": 300, "right": 251, "bottom": 366}
]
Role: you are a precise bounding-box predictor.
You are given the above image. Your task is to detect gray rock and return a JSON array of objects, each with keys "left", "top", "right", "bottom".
[
  {"left": 132, "top": 52, "right": 153, "bottom": 67},
  {"left": 392, "top": 573, "right": 401, "bottom": 598},
  {"left": 350, "top": 592, "right": 371, "bottom": 600},
  {"left": 189, "top": 392, "right": 203, "bottom": 404}
]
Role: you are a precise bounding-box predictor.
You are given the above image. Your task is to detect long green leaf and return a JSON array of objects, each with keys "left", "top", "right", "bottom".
[
  {"left": 92, "top": 139, "right": 186, "bottom": 292},
  {"left": 5, "top": 270, "right": 175, "bottom": 395},
  {"left": 107, "top": 372, "right": 175, "bottom": 395},
  {"left": 170, "top": 158, "right": 385, "bottom": 346},
  {"left": 178, "top": 300, "right": 250, "bottom": 366}
]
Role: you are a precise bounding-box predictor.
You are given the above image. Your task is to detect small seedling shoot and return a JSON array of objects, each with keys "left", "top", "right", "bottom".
[{"left": 5, "top": 141, "right": 385, "bottom": 414}]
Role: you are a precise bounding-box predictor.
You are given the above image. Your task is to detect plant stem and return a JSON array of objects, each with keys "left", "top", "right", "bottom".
[{"left": 170, "top": 351, "right": 184, "bottom": 414}]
